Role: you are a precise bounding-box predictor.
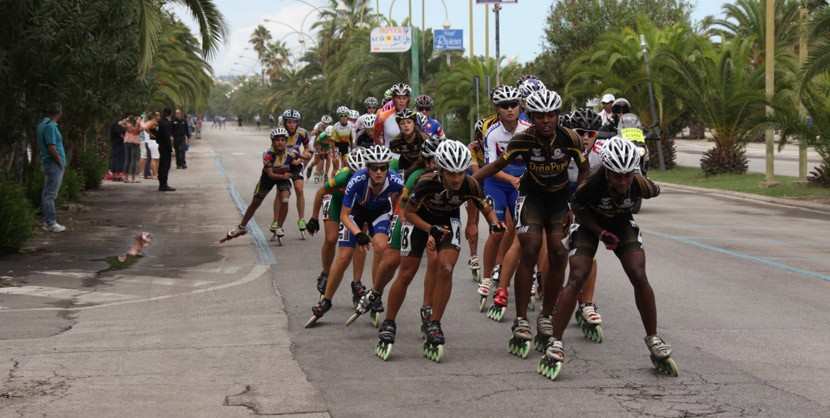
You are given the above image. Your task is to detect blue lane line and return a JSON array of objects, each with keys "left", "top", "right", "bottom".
[
  {"left": 213, "top": 156, "right": 276, "bottom": 266},
  {"left": 644, "top": 229, "right": 830, "bottom": 283}
]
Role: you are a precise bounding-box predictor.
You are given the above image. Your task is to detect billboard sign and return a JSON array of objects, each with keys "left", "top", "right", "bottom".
[
  {"left": 370, "top": 26, "right": 412, "bottom": 53},
  {"left": 433, "top": 29, "right": 464, "bottom": 52}
]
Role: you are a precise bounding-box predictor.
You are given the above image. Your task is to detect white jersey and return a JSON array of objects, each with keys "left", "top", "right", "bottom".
[
  {"left": 568, "top": 138, "right": 606, "bottom": 183},
  {"left": 382, "top": 114, "right": 400, "bottom": 147},
  {"left": 484, "top": 119, "right": 531, "bottom": 164}
]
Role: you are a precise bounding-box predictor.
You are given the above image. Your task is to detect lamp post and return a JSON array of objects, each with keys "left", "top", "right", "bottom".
[
  {"left": 763, "top": 0, "right": 777, "bottom": 186},
  {"left": 640, "top": 34, "right": 666, "bottom": 171},
  {"left": 798, "top": 4, "right": 808, "bottom": 181}
]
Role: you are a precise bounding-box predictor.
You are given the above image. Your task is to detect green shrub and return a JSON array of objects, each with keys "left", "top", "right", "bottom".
[
  {"left": 79, "top": 149, "right": 107, "bottom": 190},
  {"left": 0, "top": 181, "right": 35, "bottom": 254},
  {"left": 60, "top": 167, "right": 83, "bottom": 202},
  {"left": 25, "top": 166, "right": 45, "bottom": 209}
]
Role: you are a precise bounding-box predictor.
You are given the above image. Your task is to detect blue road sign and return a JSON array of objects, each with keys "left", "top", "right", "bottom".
[{"left": 434, "top": 29, "right": 464, "bottom": 52}]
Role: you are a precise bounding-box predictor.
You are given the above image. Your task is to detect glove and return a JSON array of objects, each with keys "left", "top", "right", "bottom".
[
  {"left": 599, "top": 230, "right": 620, "bottom": 251},
  {"left": 356, "top": 232, "right": 372, "bottom": 246},
  {"left": 306, "top": 218, "right": 320, "bottom": 235},
  {"left": 429, "top": 225, "right": 450, "bottom": 244},
  {"left": 489, "top": 223, "right": 506, "bottom": 233}
]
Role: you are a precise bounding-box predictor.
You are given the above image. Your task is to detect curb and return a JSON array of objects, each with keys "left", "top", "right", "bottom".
[{"left": 657, "top": 182, "right": 830, "bottom": 215}]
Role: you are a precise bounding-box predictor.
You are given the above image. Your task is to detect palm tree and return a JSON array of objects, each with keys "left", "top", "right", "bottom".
[
  {"left": 263, "top": 41, "right": 291, "bottom": 81},
  {"left": 147, "top": 18, "right": 214, "bottom": 109},
  {"left": 250, "top": 25, "right": 273, "bottom": 62},
  {"left": 137, "top": 0, "right": 227, "bottom": 74},
  {"left": 802, "top": 6, "right": 830, "bottom": 85},
  {"left": 659, "top": 39, "right": 768, "bottom": 175},
  {"left": 773, "top": 74, "right": 830, "bottom": 185}
]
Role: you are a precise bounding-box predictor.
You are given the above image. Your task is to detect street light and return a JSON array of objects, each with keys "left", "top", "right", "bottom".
[{"left": 640, "top": 34, "right": 666, "bottom": 171}]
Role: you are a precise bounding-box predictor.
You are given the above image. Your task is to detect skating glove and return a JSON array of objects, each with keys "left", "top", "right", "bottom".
[
  {"left": 306, "top": 218, "right": 320, "bottom": 235},
  {"left": 599, "top": 230, "right": 620, "bottom": 251},
  {"left": 356, "top": 232, "right": 372, "bottom": 246},
  {"left": 429, "top": 225, "right": 450, "bottom": 244},
  {"left": 489, "top": 223, "right": 506, "bottom": 233}
]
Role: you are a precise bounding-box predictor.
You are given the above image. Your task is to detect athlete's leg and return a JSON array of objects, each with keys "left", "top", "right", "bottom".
[
  {"left": 294, "top": 178, "right": 306, "bottom": 219},
  {"left": 515, "top": 226, "right": 543, "bottom": 319},
  {"left": 276, "top": 189, "right": 290, "bottom": 226},
  {"left": 240, "top": 195, "right": 266, "bottom": 227},
  {"left": 578, "top": 260, "right": 599, "bottom": 304},
  {"left": 323, "top": 246, "right": 355, "bottom": 300},
  {"left": 422, "top": 247, "right": 440, "bottom": 310},
  {"left": 384, "top": 256, "right": 422, "bottom": 321},
  {"left": 619, "top": 249, "right": 657, "bottom": 336},
  {"left": 321, "top": 220, "right": 338, "bottom": 274},
  {"left": 551, "top": 255, "right": 594, "bottom": 339},
  {"left": 372, "top": 246, "right": 400, "bottom": 292},
  {"left": 429, "top": 247, "right": 460, "bottom": 321},
  {"left": 352, "top": 245, "right": 367, "bottom": 282},
  {"left": 541, "top": 226, "right": 568, "bottom": 317},
  {"left": 465, "top": 203, "right": 479, "bottom": 257}
]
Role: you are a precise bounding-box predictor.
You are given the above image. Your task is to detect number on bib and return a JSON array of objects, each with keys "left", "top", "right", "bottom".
[{"left": 450, "top": 218, "right": 461, "bottom": 248}]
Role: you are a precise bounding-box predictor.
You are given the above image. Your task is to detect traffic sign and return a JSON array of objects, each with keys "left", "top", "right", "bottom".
[{"left": 433, "top": 29, "right": 464, "bottom": 52}]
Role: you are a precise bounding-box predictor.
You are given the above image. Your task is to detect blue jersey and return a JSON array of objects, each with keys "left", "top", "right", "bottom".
[
  {"left": 422, "top": 117, "right": 445, "bottom": 139},
  {"left": 342, "top": 168, "right": 405, "bottom": 212},
  {"left": 519, "top": 112, "right": 529, "bottom": 122}
]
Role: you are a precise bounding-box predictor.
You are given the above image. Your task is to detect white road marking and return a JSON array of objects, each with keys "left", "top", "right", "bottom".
[
  {"left": 114, "top": 276, "right": 214, "bottom": 288},
  {"left": 33, "top": 270, "right": 96, "bottom": 279},
  {"left": 0, "top": 286, "right": 135, "bottom": 304}
]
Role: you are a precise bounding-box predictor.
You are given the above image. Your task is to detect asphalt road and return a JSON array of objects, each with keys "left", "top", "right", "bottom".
[
  {"left": 2, "top": 126, "right": 829, "bottom": 417},
  {"left": 212, "top": 128, "right": 830, "bottom": 417}
]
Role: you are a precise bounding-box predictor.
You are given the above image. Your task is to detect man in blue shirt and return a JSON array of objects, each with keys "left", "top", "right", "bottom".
[{"left": 37, "top": 103, "right": 67, "bottom": 232}]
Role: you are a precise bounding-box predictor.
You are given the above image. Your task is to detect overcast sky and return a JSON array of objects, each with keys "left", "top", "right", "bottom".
[{"left": 172, "top": 0, "right": 729, "bottom": 77}]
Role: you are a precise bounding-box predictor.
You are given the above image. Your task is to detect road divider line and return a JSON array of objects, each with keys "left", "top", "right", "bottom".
[
  {"left": 645, "top": 229, "right": 830, "bottom": 283},
  {"left": 213, "top": 153, "right": 276, "bottom": 266},
  {"left": 0, "top": 286, "right": 135, "bottom": 303}
]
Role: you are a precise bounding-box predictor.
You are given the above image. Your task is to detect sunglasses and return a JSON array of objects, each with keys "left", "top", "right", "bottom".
[
  {"left": 497, "top": 101, "right": 520, "bottom": 109},
  {"left": 575, "top": 129, "right": 598, "bottom": 138},
  {"left": 367, "top": 164, "right": 389, "bottom": 172}
]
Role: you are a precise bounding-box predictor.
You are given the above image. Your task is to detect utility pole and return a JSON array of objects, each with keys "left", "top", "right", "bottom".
[
  {"left": 485, "top": 4, "right": 490, "bottom": 59},
  {"left": 468, "top": 0, "right": 475, "bottom": 58},
  {"left": 763, "top": 0, "right": 777, "bottom": 186},
  {"left": 410, "top": 0, "right": 420, "bottom": 97},
  {"left": 494, "top": 2, "right": 501, "bottom": 84},
  {"left": 640, "top": 34, "right": 665, "bottom": 171},
  {"left": 798, "top": 5, "right": 808, "bottom": 181}
]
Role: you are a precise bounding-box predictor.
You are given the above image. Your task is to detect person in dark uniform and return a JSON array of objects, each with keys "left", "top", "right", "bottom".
[
  {"left": 157, "top": 108, "right": 176, "bottom": 191},
  {"left": 172, "top": 109, "right": 191, "bottom": 169}
]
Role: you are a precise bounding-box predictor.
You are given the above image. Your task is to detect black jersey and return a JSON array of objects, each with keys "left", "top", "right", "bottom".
[
  {"left": 407, "top": 172, "right": 490, "bottom": 218},
  {"left": 500, "top": 125, "right": 585, "bottom": 194},
  {"left": 390, "top": 132, "right": 427, "bottom": 172},
  {"left": 572, "top": 168, "right": 660, "bottom": 219}
]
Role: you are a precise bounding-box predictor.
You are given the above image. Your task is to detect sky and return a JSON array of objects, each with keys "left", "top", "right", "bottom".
[{"left": 172, "top": 0, "right": 730, "bottom": 77}]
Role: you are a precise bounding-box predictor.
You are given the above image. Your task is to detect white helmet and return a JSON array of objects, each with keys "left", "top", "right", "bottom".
[
  {"left": 435, "top": 140, "right": 472, "bottom": 173},
  {"left": 518, "top": 78, "right": 547, "bottom": 100},
  {"left": 336, "top": 106, "right": 350, "bottom": 116},
  {"left": 491, "top": 85, "right": 521, "bottom": 104},
  {"left": 349, "top": 109, "right": 360, "bottom": 120},
  {"left": 416, "top": 112, "right": 429, "bottom": 129},
  {"left": 363, "top": 144, "right": 393, "bottom": 164},
  {"left": 524, "top": 89, "right": 562, "bottom": 114},
  {"left": 320, "top": 115, "right": 333, "bottom": 124},
  {"left": 347, "top": 147, "right": 366, "bottom": 171},
  {"left": 358, "top": 114, "right": 377, "bottom": 131},
  {"left": 601, "top": 136, "right": 641, "bottom": 174},
  {"left": 421, "top": 136, "right": 442, "bottom": 158},
  {"left": 270, "top": 127, "right": 289, "bottom": 140},
  {"left": 390, "top": 82, "right": 412, "bottom": 97},
  {"left": 282, "top": 108, "right": 301, "bottom": 121}
]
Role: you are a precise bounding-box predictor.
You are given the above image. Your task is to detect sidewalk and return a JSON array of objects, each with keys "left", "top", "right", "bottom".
[
  {"left": 0, "top": 141, "right": 327, "bottom": 417},
  {"left": 674, "top": 139, "right": 821, "bottom": 163}
]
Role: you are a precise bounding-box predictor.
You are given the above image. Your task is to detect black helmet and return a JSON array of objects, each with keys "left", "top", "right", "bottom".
[{"left": 569, "top": 108, "right": 603, "bottom": 131}]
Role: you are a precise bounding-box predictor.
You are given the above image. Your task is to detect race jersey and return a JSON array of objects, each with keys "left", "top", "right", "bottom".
[
  {"left": 342, "top": 168, "right": 404, "bottom": 212},
  {"left": 263, "top": 146, "right": 301, "bottom": 174},
  {"left": 374, "top": 107, "right": 399, "bottom": 146},
  {"left": 484, "top": 118, "right": 531, "bottom": 177},
  {"left": 400, "top": 167, "right": 427, "bottom": 206},
  {"left": 421, "top": 117, "right": 446, "bottom": 139},
  {"left": 381, "top": 100, "right": 395, "bottom": 112},
  {"left": 389, "top": 132, "right": 428, "bottom": 173},
  {"left": 315, "top": 130, "right": 334, "bottom": 150},
  {"left": 407, "top": 171, "right": 489, "bottom": 218},
  {"left": 500, "top": 125, "right": 585, "bottom": 194},
  {"left": 331, "top": 122, "right": 354, "bottom": 144},
  {"left": 287, "top": 127, "right": 310, "bottom": 151},
  {"left": 325, "top": 167, "right": 354, "bottom": 198},
  {"left": 573, "top": 168, "right": 660, "bottom": 219},
  {"left": 568, "top": 138, "right": 607, "bottom": 183},
  {"left": 468, "top": 140, "right": 486, "bottom": 168}
]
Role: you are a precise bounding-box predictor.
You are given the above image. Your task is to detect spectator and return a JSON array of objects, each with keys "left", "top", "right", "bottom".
[
  {"left": 108, "top": 114, "right": 127, "bottom": 181},
  {"left": 123, "top": 115, "right": 142, "bottom": 183},
  {"left": 37, "top": 103, "right": 66, "bottom": 233},
  {"left": 599, "top": 93, "right": 615, "bottom": 126},
  {"left": 172, "top": 108, "right": 191, "bottom": 169},
  {"left": 157, "top": 108, "right": 175, "bottom": 191}
]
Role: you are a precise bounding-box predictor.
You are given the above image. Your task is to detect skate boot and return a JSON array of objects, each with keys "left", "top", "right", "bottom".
[
  {"left": 645, "top": 335, "right": 678, "bottom": 377},
  {"left": 423, "top": 320, "right": 445, "bottom": 363},
  {"left": 345, "top": 289, "right": 381, "bottom": 327},
  {"left": 419, "top": 305, "right": 433, "bottom": 339},
  {"left": 508, "top": 317, "right": 532, "bottom": 359},
  {"left": 315, "top": 272, "right": 328, "bottom": 300},
  {"left": 534, "top": 314, "right": 553, "bottom": 352},
  {"left": 350, "top": 281, "right": 366, "bottom": 309},
  {"left": 467, "top": 256, "right": 481, "bottom": 283},
  {"left": 537, "top": 339, "right": 564, "bottom": 380},
  {"left": 375, "top": 320, "right": 396, "bottom": 360},
  {"left": 297, "top": 219, "right": 307, "bottom": 240},
  {"left": 486, "top": 287, "right": 509, "bottom": 322},
  {"left": 220, "top": 225, "right": 247, "bottom": 243},
  {"left": 270, "top": 222, "right": 285, "bottom": 245},
  {"left": 368, "top": 293, "right": 385, "bottom": 328},
  {"left": 304, "top": 298, "right": 332, "bottom": 328},
  {"left": 575, "top": 303, "right": 604, "bottom": 343},
  {"left": 477, "top": 277, "right": 492, "bottom": 312}
]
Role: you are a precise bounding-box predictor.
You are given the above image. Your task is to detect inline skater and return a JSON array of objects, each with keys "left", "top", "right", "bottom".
[
  {"left": 415, "top": 95, "right": 446, "bottom": 139},
  {"left": 306, "top": 148, "right": 367, "bottom": 299},
  {"left": 380, "top": 88, "right": 395, "bottom": 112},
  {"left": 477, "top": 85, "right": 530, "bottom": 312},
  {"left": 376, "top": 140, "right": 504, "bottom": 361},
  {"left": 355, "top": 113, "right": 377, "bottom": 148},
  {"left": 305, "top": 145, "right": 403, "bottom": 328},
  {"left": 389, "top": 108, "right": 429, "bottom": 175},
  {"left": 220, "top": 128, "right": 301, "bottom": 244},
  {"left": 364, "top": 96, "right": 379, "bottom": 115},
  {"left": 374, "top": 83, "right": 411, "bottom": 146},
  {"left": 474, "top": 89, "right": 589, "bottom": 360},
  {"left": 279, "top": 108, "right": 312, "bottom": 238},
  {"left": 465, "top": 118, "right": 487, "bottom": 282},
  {"left": 308, "top": 115, "right": 334, "bottom": 182},
  {"left": 539, "top": 137, "right": 676, "bottom": 380},
  {"left": 347, "top": 136, "right": 442, "bottom": 328},
  {"left": 332, "top": 106, "right": 355, "bottom": 171}
]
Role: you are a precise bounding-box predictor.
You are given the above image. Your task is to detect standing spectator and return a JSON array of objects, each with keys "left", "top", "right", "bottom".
[
  {"left": 157, "top": 108, "right": 176, "bottom": 191},
  {"left": 172, "top": 108, "right": 191, "bottom": 169},
  {"left": 123, "top": 115, "right": 142, "bottom": 183},
  {"left": 37, "top": 103, "right": 66, "bottom": 232},
  {"left": 108, "top": 114, "right": 127, "bottom": 181},
  {"left": 599, "top": 93, "right": 616, "bottom": 126},
  {"left": 255, "top": 114, "right": 261, "bottom": 130}
]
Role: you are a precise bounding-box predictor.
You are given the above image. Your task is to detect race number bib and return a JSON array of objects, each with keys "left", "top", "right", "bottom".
[
  {"left": 400, "top": 222, "right": 414, "bottom": 255},
  {"left": 387, "top": 215, "right": 399, "bottom": 244},
  {"left": 450, "top": 218, "right": 461, "bottom": 248},
  {"left": 321, "top": 195, "right": 332, "bottom": 220}
]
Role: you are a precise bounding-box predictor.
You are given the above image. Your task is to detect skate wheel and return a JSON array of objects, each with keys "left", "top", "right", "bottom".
[
  {"left": 652, "top": 356, "right": 679, "bottom": 377},
  {"left": 370, "top": 312, "right": 380, "bottom": 328},
  {"left": 486, "top": 305, "right": 505, "bottom": 322},
  {"left": 304, "top": 315, "right": 320, "bottom": 328},
  {"left": 375, "top": 342, "right": 393, "bottom": 361},
  {"left": 591, "top": 325, "right": 604, "bottom": 343},
  {"left": 479, "top": 296, "right": 488, "bottom": 312},
  {"left": 508, "top": 339, "right": 530, "bottom": 359},
  {"left": 534, "top": 335, "right": 550, "bottom": 353},
  {"left": 344, "top": 312, "right": 360, "bottom": 327},
  {"left": 537, "top": 358, "right": 562, "bottom": 381},
  {"left": 423, "top": 344, "right": 444, "bottom": 363}
]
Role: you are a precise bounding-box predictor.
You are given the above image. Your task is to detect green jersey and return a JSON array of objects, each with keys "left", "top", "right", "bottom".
[
  {"left": 323, "top": 167, "right": 353, "bottom": 221},
  {"left": 389, "top": 167, "right": 428, "bottom": 250}
]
